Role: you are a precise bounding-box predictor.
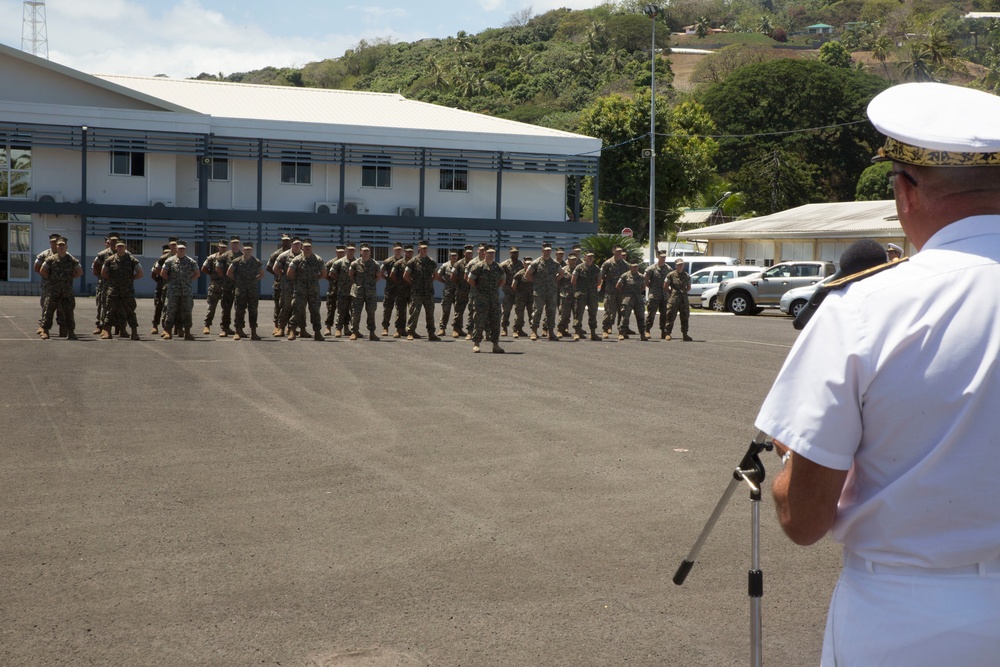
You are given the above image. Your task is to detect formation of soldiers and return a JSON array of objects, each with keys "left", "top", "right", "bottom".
[{"left": 33, "top": 235, "right": 694, "bottom": 349}]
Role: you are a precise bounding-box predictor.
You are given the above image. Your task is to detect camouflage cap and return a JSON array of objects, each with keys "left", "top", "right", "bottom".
[
  {"left": 404, "top": 244, "right": 414, "bottom": 251},
  {"left": 291, "top": 237, "right": 302, "bottom": 244},
  {"left": 556, "top": 247, "right": 565, "bottom": 253},
  {"left": 393, "top": 242, "right": 403, "bottom": 249},
  {"left": 541, "top": 243, "right": 552, "bottom": 250},
  {"left": 464, "top": 244, "right": 474, "bottom": 251},
  {"left": 49, "top": 233, "right": 61, "bottom": 241},
  {"left": 115, "top": 239, "right": 127, "bottom": 247},
  {"left": 218, "top": 239, "right": 228, "bottom": 247},
  {"left": 509, "top": 246, "right": 519, "bottom": 252},
  {"left": 336, "top": 245, "right": 345, "bottom": 251},
  {"left": 243, "top": 242, "right": 253, "bottom": 249},
  {"left": 449, "top": 249, "right": 459, "bottom": 256},
  {"left": 345, "top": 244, "right": 356, "bottom": 250},
  {"left": 168, "top": 237, "right": 179, "bottom": 243},
  {"left": 176, "top": 241, "right": 188, "bottom": 249},
  {"left": 280, "top": 234, "right": 291, "bottom": 241},
  {"left": 229, "top": 236, "right": 241, "bottom": 243},
  {"left": 56, "top": 238, "right": 67, "bottom": 246},
  {"left": 302, "top": 240, "right": 313, "bottom": 247},
  {"left": 162, "top": 244, "right": 170, "bottom": 251},
  {"left": 657, "top": 249, "right": 667, "bottom": 256},
  {"left": 523, "top": 256, "right": 533, "bottom": 262},
  {"left": 418, "top": 240, "right": 429, "bottom": 248}
]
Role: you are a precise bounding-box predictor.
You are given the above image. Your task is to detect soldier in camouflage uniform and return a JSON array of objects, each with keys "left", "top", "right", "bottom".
[
  {"left": 467, "top": 246, "right": 505, "bottom": 354},
  {"left": 598, "top": 245, "right": 629, "bottom": 338},
  {"left": 160, "top": 241, "right": 201, "bottom": 340},
  {"left": 380, "top": 243, "right": 403, "bottom": 336},
  {"left": 91, "top": 235, "right": 117, "bottom": 335},
  {"left": 348, "top": 245, "right": 382, "bottom": 341},
  {"left": 436, "top": 249, "right": 460, "bottom": 336},
  {"left": 391, "top": 245, "right": 414, "bottom": 338},
  {"left": 34, "top": 233, "right": 61, "bottom": 335},
  {"left": 100, "top": 239, "right": 143, "bottom": 340},
  {"left": 150, "top": 240, "right": 174, "bottom": 335},
  {"left": 332, "top": 244, "right": 356, "bottom": 337},
  {"left": 272, "top": 237, "right": 302, "bottom": 336},
  {"left": 451, "top": 245, "right": 474, "bottom": 337},
  {"left": 286, "top": 239, "right": 327, "bottom": 341},
  {"left": 202, "top": 239, "right": 228, "bottom": 335},
  {"left": 509, "top": 257, "right": 533, "bottom": 338},
  {"left": 227, "top": 242, "right": 264, "bottom": 340},
  {"left": 616, "top": 262, "right": 648, "bottom": 341},
  {"left": 216, "top": 236, "right": 241, "bottom": 336},
  {"left": 663, "top": 258, "right": 693, "bottom": 341},
  {"left": 464, "top": 243, "right": 487, "bottom": 338},
  {"left": 267, "top": 234, "right": 292, "bottom": 332},
  {"left": 554, "top": 247, "right": 567, "bottom": 312},
  {"left": 498, "top": 246, "right": 523, "bottom": 337},
  {"left": 526, "top": 243, "right": 561, "bottom": 341},
  {"left": 323, "top": 245, "right": 345, "bottom": 335},
  {"left": 572, "top": 251, "right": 602, "bottom": 341},
  {"left": 404, "top": 241, "right": 441, "bottom": 341},
  {"left": 644, "top": 249, "right": 671, "bottom": 339},
  {"left": 38, "top": 238, "right": 83, "bottom": 340},
  {"left": 557, "top": 253, "right": 579, "bottom": 338}
]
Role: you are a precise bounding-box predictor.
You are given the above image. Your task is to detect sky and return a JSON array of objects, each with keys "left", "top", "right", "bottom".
[{"left": 2, "top": 0, "right": 613, "bottom": 78}]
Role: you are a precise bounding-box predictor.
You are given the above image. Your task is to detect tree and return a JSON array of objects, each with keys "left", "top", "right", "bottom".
[
  {"left": 581, "top": 234, "right": 643, "bottom": 267},
  {"left": 871, "top": 35, "right": 895, "bottom": 79},
  {"left": 695, "top": 17, "right": 711, "bottom": 39},
  {"left": 505, "top": 7, "right": 534, "bottom": 28},
  {"left": 855, "top": 161, "right": 893, "bottom": 201},
  {"left": 819, "top": 41, "right": 854, "bottom": 69}
]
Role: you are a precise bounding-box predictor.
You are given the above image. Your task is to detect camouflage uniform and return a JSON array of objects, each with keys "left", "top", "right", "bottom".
[
  {"left": 511, "top": 266, "right": 534, "bottom": 335},
  {"left": 392, "top": 256, "right": 412, "bottom": 336},
  {"left": 288, "top": 252, "right": 325, "bottom": 334},
  {"left": 406, "top": 254, "right": 438, "bottom": 335},
  {"left": 557, "top": 262, "right": 578, "bottom": 335},
  {"left": 151, "top": 249, "right": 173, "bottom": 329},
  {"left": 272, "top": 248, "right": 301, "bottom": 332},
  {"left": 452, "top": 256, "right": 473, "bottom": 334},
  {"left": 217, "top": 247, "right": 238, "bottom": 332},
  {"left": 103, "top": 252, "right": 141, "bottom": 332},
  {"left": 350, "top": 256, "right": 380, "bottom": 335},
  {"left": 529, "top": 255, "right": 561, "bottom": 335},
  {"left": 266, "top": 245, "right": 286, "bottom": 328},
  {"left": 332, "top": 255, "right": 355, "bottom": 333},
  {"left": 599, "top": 256, "right": 629, "bottom": 334},
  {"left": 324, "top": 257, "right": 339, "bottom": 329},
  {"left": 616, "top": 269, "right": 647, "bottom": 339},
  {"left": 41, "top": 253, "right": 81, "bottom": 333},
  {"left": 380, "top": 253, "right": 402, "bottom": 333},
  {"left": 572, "top": 261, "right": 601, "bottom": 337},
  {"left": 469, "top": 260, "right": 504, "bottom": 346},
  {"left": 92, "top": 246, "right": 115, "bottom": 330},
  {"left": 498, "top": 255, "right": 523, "bottom": 333},
  {"left": 663, "top": 268, "right": 692, "bottom": 338},
  {"left": 465, "top": 255, "right": 483, "bottom": 334},
  {"left": 231, "top": 254, "right": 263, "bottom": 332},
  {"left": 644, "top": 261, "right": 671, "bottom": 336},
  {"left": 35, "top": 247, "right": 60, "bottom": 330},
  {"left": 202, "top": 250, "right": 225, "bottom": 328},
  {"left": 438, "top": 259, "right": 460, "bottom": 333},
  {"left": 162, "top": 255, "right": 200, "bottom": 331}
]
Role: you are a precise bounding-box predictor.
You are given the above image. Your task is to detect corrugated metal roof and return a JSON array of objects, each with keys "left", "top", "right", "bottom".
[
  {"left": 677, "top": 200, "right": 901, "bottom": 239},
  {"left": 678, "top": 208, "right": 716, "bottom": 225},
  {"left": 95, "top": 75, "right": 600, "bottom": 154}
]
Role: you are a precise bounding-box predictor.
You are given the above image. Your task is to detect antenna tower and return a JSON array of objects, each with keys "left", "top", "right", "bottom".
[{"left": 21, "top": 0, "right": 49, "bottom": 60}]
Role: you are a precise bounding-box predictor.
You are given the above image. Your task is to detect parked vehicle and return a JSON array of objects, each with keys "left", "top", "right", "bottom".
[
  {"left": 665, "top": 256, "right": 739, "bottom": 275},
  {"left": 701, "top": 286, "right": 722, "bottom": 311},
  {"left": 717, "top": 260, "right": 837, "bottom": 315},
  {"left": 689, "top": 265, "right": 762, "bottom": 306},
  {"left": 779, "top": 274, "right": 836, "bottom": 318}
]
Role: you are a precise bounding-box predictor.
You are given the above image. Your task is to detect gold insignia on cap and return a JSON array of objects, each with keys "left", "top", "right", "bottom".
[{"left": 876, "top": 137, "right": 1000, "bottom": 167}]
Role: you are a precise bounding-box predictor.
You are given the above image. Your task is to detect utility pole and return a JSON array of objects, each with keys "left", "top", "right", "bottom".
[
  {"left": 21, "top": 1, "right": 49, "bottom": 60},
  {"left": 643, "top": 4, "right": 660, "bottom": 265}
]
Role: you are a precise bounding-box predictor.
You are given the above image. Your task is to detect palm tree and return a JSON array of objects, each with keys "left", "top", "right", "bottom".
[
  {"left": 425, "top": 56, "right": 450, "bottom": 91},
  {"left": 872, "top": 35, "right": 894, "bottom": 79},
  {"left": 695, "top": 17, "right": 711, "bottom": 39},
  {"left": 606, "top": 49, "right": 626, "bottom": 73},
  {"left": 454, "top": 30, "right": 472, "bottom": 53},
  {"left": 756, "top": 15, "right": 772, "bottom": 36},
  {"left": 902, "top": 42, "right": 936, "bottom": 82}
]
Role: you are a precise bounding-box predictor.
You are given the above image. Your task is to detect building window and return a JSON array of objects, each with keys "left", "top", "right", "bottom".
[
  {"left": 362, "top": 155, "right": 392, "bottom": 189},
  {"left": 372, "top": 246, "right": 390, "bottom": 262},
  {"left": 0, "top": 143, "right": 31, "bottom": 199},
  {"left": 439, "top": 160, "right": 468, "bottom": 192},
  {"left": 125, "top": 239, "right": 145, "bottom": 256},
  {"left": 281, "top": 152, "right": 311, "bottom": 184},
  {"left": 110, "top": 142, "right": 145, "bottom": 177}
]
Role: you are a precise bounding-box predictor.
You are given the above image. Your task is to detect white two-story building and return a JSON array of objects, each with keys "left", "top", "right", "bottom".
[{"left": 0, "top": 43, "right": 601, "bottom": 296}]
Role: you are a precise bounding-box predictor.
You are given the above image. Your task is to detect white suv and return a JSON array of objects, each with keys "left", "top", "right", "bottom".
[{"left": 689, "top": 265, "right": 762, "bottom": 307}]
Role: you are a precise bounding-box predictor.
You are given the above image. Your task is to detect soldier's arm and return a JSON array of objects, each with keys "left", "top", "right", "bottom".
[
  {"left": 467, "top": 269, "right": 477, "bottom": 288},
  {"left": 34, "top": 255, "right": 44, "bottom": 274},
  {"left": 101, "top": 264, "right": 110, "bottom": 281},
  {"left": 72, "top": 264, "right": 84, "bottom": 280},
  {"left": 190, "top": 265, "right": 201, "bottom": 282},
  {"left": 320, "top": 266, "right": 328, "bottom": 281},
  {"left": 40, "top": 261, "right": 51, "bottom": 280},
  {"left": 616, "top": 277, "right": 625, "bottom": 293},
  {"left": 287, "top": 264, "right": 297, "bottom": 281},
  {"left": 133, "top": 264, "right": 144, "bottom": 281},
  {"left": 216, "top": 263, "right": 224, "bottom": 279},
  {"left": 571, "top": 272, "right": 578, "bottom": 288},
  {"left": 498, "top": 274, "right": 506, "bottom": 289},
  {"left": 256, "top": 265, "right": 265, "bottom": 281},
  {"left": 91, "top": 259, "right": 102, "bottom": 278},
  {"left": 524, "top": 265, "right": 535, "bottom": 283},
  {"left": 226, "top": 264, "right": 236, "bottom": 280},
  {"left": 644, "top": 272, "right": 651, "bottom": 289},
  {"left": 403, "top": 266, "right": 414, "bottom": 285}
]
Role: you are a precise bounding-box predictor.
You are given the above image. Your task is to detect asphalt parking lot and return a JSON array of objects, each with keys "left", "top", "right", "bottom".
[{"left": 1, "top": 296, "right": 841, "bottom": 666}]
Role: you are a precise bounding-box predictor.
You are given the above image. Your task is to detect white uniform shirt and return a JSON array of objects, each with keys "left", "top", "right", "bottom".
[{"left": 756, "top": 216, "right": 1000, "bottom": 568}]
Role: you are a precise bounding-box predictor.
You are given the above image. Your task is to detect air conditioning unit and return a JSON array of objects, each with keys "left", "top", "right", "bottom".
[
  {"left": 397, "top": 205, "right": 418, "bottom": 217},
  {"left": 36, "top": 193, "right": 64, "bottom": 203},
  {"left": 150, "top": 199, "right": 174, "bottom": 208},
  {"left": 343, "top": 199, "right": 368, "bottom": 215},
  {"left": 314, "top": 201, "right": 338, "bottom": 214}
]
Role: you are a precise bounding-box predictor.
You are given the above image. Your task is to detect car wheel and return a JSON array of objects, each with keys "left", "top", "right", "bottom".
[
  {"left": 790, "top": 299, "right": 807, "bottom": 318},
  {"left": 726, "top": 291, "right": 754, "bottom": 315}
]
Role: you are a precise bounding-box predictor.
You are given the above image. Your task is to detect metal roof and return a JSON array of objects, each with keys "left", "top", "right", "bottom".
[{"left": 677, "top": 200, "right": 901, "bottom": 240}]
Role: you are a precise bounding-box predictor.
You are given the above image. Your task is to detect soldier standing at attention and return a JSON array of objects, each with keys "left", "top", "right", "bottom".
[
  {"left": 150, "top": 240, "right": 174, "bottom": 335},
  {"left": 404, "top": 241, "right": 441, "bottom": 341},
  {"left": 557, "top": 253, "right": 579, "bottom": 338},
  {"left": 217, "top": 236, "right": 241, "bottom": 337},
  {"left": 286, "top": 239, "right": 326, "bottom": 341},
  {"left": 380, "top": 242, "right": 403, "bottom": 336},
  {"left": 464, "top": 243, "right": 487, "bottom": 338},
  {"left": 160, "top": 241, "right": 201, "bottom": 340},
  {"left": 348, "top": 245, "right": 382, "bottom": 341},
  {"left": 663, "top": 258, "right": 693, "bottom": 341},
  {"left": 100, "top": 239, "right": 143, "bottom": 340},
  {"left": 509, "top": 257, "right": 533, "bottom": 338},
  {"left": 34, "top": 233, "right": 61, "bottom": 336},
  {"left": 437, "top": 249, "right": 460, "bottom": 337},
  {"left": 392, "top": 245, "right": 414, "bottom": 337},
  {"left": 323, "top": 245, "right": 345, "bottom": 335},
  {"left": 202, "top": 239, "right": 228, "bottom": 335},
  {"left": 572, "top": 251, "right": 601, "bottom": 341},
  {"left": 226, "top": 242, "right": 264, "bottom": 340},
  {"left": 554, "top": 247, "right": 567, "bottom": 312},
  {"left": 525, "top": 243, "right": 561, "bottom": 341},
  {"left": 38, "top": 238, "right": 83, "bottom": 340},
  {"left": 451, "top": 245, "right": 474, "bottom": 338},
  {"left": 91, "top": 235, "right": 117, "bottom": 335},
  {"left": 267, "top": 234, "right": 292, "bottom": 333},
  {"left": 598, "top": 245, "right": 629, "bottom": 339},
  {"left": 332, "top": 244, "right": 356, "bottom": 337},
  {"left": 467, "top": 246, "right": 505, "bottom": 354},
  {"left": 644, "top": 249, "right": 671, "bottom": 339},
  {"left": 272, "top": 237, "right": 302, "bottom": 336},
  {"left": 498, "top": 246, "right": 522, "bottom": 337},
  {"left": 616, "top": 261, "right": 648, "bottom": 341}
]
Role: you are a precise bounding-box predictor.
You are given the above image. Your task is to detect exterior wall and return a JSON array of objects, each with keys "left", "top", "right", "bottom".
[
  {"left": 32, "top": 148, "right": 83, "bottom": 202},
  {"left": 425, "top": 169, "right": 497, "bottom": 219},
  {"left": 501, "top": 171, "right": 566, "bottom": 221}
]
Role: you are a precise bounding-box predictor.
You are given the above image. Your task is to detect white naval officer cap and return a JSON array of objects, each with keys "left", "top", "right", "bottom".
[
  {"left": 887, "top": 243, "right": 903, "bottom": 254},
  {"left": 868, "top": 83, "right": 1000, "bottom": 167}
]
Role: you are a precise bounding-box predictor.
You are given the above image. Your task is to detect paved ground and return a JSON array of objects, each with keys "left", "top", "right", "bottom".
[{"left": 1, "top": 296, "right": 841, "bottom": 666}]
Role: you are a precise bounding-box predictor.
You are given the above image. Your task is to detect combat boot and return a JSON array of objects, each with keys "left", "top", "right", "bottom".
[
  {"left": 162, "top": 330, "right": 173, "bottom": 340},
  {"left": 39, "top": 329, "right": 50, "bottom": 340},
  {"left": 639, "top": 331, "right": 649, "bottom": 341},
  {"left": 130, "top": 327, "right": 140, "bottom": 341},
  {"left": 529, "top": 329, "right": 538, "bottom": 341},
  {"left": 394, "top": 330, "right": 402, "bottom": 338},
  {"left": 369, "top": 332, "right": 380, "bottom": 341},
  {"left": 287, "top": 329, "right": 297, "bottom": 341},
  {"left": 272, "top": 326, "right": 282, "bottom": 337},
  {"left": 683, "top": 333, "right": 693, "bottom": 342},
  {"left": 92, "top": 326, "right": 102, "bottom": 335},
  {"left": 100, "top": 328, "right": 112, "bottom": 340},
  {"left": 67, "top": 330, "right": 78, "bottom": 340},
  {"left": 234, "top": 329, "right": 245, "bottom": 340},
  {"left": 219, "top": 328, "right": 231, "bottom": 337},
  {"left": 382, "top": 327, "right": 389, "bottom": 336},
  {"left": 335, "top": 328, "right": 343, "bottom": 338},
  {"left": 314, "top": 330, "right": 324, "bottom": 341},
  {"left": 183, "top": 328, "right": 195, "bottom": 341},
  {"left": 548, "top": 330, "right": 558, "bottom": 341},
  {"left": 602, "top": 330, "right": 609, "bottom": 339},
  {"left": 572, "top": 333, "right": 581, "bottom": 341},
  {"left": 618, "top": 333, "right": 625, "bottom": 341},
  {"left": 349, "top": 332, "right": 358, "bottom": 340},
  {"left": 661, "top": 331, "right": 667, "bottom": 340},
  {"left": 436, "top": 327, "right": 446, "bottom": 336},
  {"left": 427, "top": 332, "right": 441, "bottom": 342},
  {"left": 36, "top": 326, "right": 44, "bottom": 335},
  {"left": 410, "top": 331, "right": 423, "bottom": 339},
  {"left": 58, "top": 326, "right": 67, "bottom": 338},
  {"left": 452, "top": 330, "right": 461, "bottom": 338},
  {"left": 664, "top": 334, "right": 672, "bottom": 341},
  {"left": 472, "top": 343, "right": 481, "bottom": 353},
  {"left": 591, "top": 332, "right": 601, "bottom": 341},
  {"left": 250, "top": 328, "right": 262, "bottom": 341},
  {"left": 203, "top": 325, "right": 211, "bottom": 335},
  {"left": 323, "top": 327, "right": 331, "bottom": 336},
  {"left": 406, "top": 333, "right": 415, "bottom": 341},
  {"left": 150, "top": 325, "right": 159, "bottom": 335},
  {"left": 501, "top": 327, "right": 508, "bottom": 337},
  {"left": 492, "top": 342, "right": 505, "bottom": 354}
]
